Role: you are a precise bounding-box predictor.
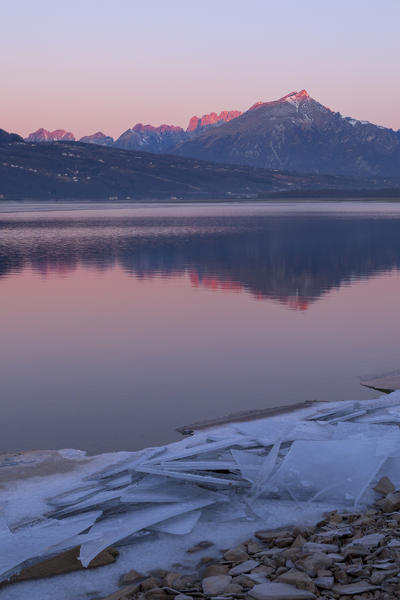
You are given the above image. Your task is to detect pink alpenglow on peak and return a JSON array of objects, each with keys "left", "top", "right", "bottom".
[
  {"left": 187, "top": 110, "right": 242, "bottom": 132},
  {"left": 26, "top": 128, "right": 75, "bottom": 142},
  {"left": 249, "top": 90, "right": 311, "bottom": 111}
]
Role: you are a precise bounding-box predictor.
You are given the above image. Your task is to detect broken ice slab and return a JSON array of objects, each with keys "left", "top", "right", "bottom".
[
  {"left": 149, "top": 460, "right": 238, "bottom": 471},
  {"left": 79, "top": 497, "right": 220, "bottom": 567},
  {"left": 0, "top": 510, "right": 102, "bottom": 583},
  {"left": 270, "top": 438, "right": 394, "bottom": 504},
  {"left": 85, "top": 447, "right": 167, "bottom": 480},
  {"left": 231, "top": 450, "right": 264, "bottom": 484},
  {"left": 144, "top": 437, "right": 253, "bottom": 465},
  {"left": 316, "top": 410, "right": 368, "bottom": 425},
  {"left": 47, "top": 488, "right": 125, "bottom": 518},
  {"left": 150, "top": 510, "right": 201, "bottom": 534},
  {"left": 232, "top": 419, "right": 334, "bottom": 449},
  {"left": 251, "top": 442, "right": 281, "bottom": 498},
  {"left": 203, "top": 497, "right": 248, "bottom": 522},
  {"left": 120, "top": 479, "right": 227, "bottom": 504},
  {"left": 47, "top": 485, "right": 108, "bottom": 507},
  {"left": 306, "top": 402, "right": 367, "bottom": 423},
  {"left": 331, "top": 421, "right": 399, "bottom": 440},
  {"left": 133, "top": 465, "right": 246, "bottom": 488}
]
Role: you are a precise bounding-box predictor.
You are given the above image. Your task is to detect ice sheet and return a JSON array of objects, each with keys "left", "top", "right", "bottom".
[
  {"left": 0, "top": 511, "right": 102, "bottom": 582},
  {"left": 271, "top": 438, "right": 393, "bottom": 504},
  {"left": 3, "top": 391, "right": 400, "bottom": 599},
  {"left": 79, "top": 497, "right": 219, "bottom": 567},
  {"left": 150, "top": 510, "right": 201, "bottom": 534},
  {"left": 230, "top": 449, "right": 264, "bottom": 483}
]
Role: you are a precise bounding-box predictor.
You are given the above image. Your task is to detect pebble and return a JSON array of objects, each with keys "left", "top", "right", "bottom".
[
  {"left": 202, "top": 564, "right": 229, "bottom": 577},
  {"left": 375, "top": 476, "right": 396, "bottom": 495},
  {"left": 302, "top": 542, "right": 339, "bottom": 553},
  {"left": 314, "top": 575, "right": 334, "bottom": 589},
  {"left": 187, "top": 540, "right": 214, "bottom": 553},
  {"left": 223, "top": 548, "right": 249, "bottom": 562},
  {"left": 110, "top": 475, "right": 400, "bottom": 600},
  {"left": 202, "top": 574, "right": 232, "bottom": 595},
  {"left": 249, "top": 581, "right": 316, "bottom": 600},
  {"left": 332, "top": 582, "right": 380, "bottom": 594},
  {"left": 228, "top": 559, "right": 259, "bottom": 575}
]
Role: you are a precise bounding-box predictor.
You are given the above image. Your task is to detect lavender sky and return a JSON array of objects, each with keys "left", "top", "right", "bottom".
[{"left": 2, "top": 0, "right": 400, "bottom": 138}]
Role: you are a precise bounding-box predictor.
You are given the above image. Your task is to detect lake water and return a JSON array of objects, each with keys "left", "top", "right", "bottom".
[{"left": 1, "top": 201, "right": 400, "bottom": 454}]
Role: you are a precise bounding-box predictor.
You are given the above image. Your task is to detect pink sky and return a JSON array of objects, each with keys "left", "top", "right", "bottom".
[{"left": 2, "top": 0, "right": 400, "bottom": 139}]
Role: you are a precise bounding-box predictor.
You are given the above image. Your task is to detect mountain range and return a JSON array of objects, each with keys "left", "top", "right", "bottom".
[
  {"left": 22, "top": 90, "right": 400, "bottom": 176},
  {"left": 1, "top": 129, "right": 400, "bottom": 201},
  {"left": 26, "top": 109, "right": 240, "bottom": 154}
]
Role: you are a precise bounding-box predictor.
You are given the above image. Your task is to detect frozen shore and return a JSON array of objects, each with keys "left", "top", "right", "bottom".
[{"left": 2, "top": 392, "right": 400, "bottom": 599}]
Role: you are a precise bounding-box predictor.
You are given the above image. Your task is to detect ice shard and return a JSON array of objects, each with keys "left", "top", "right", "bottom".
[
  {"left": 150, "top": 510, "right": 202, "bottom": 534},
  {"left": 271, "top": 439, "right": 393, "bottom": 504},
  {"left": 0, "top": 511, "right": 102, "bottom": 583},
  {"left": 79, "top": 498, "right": 219, "bottom": 567}
]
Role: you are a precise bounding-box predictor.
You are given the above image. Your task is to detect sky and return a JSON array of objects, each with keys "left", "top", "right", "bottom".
[{"left": 1, "top": 0, "right": 400, "bottom": 139}]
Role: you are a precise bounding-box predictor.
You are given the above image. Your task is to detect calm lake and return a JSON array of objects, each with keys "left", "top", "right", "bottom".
[{"left": 1, "top": 201, "right": 400, "bottom": 454}]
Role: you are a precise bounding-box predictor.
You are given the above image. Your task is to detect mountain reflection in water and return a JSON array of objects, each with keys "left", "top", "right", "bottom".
[
  {"left": 2, "top": 202, "right": 400, "bottom": 454},
  {"left": 2, "top": 211, "right": 400, "bottom": 310}
]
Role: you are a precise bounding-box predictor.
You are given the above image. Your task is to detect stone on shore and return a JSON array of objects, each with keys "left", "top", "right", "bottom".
[
  {"left": 228, "top": 559, "right": 259, "bottom": 575},
  {"left": 223, "top": 547, "right": 249, "bottom": 562},
  {"left": 295, "top": 552, "right": 333, "bottom": 577},
  {"left": 275, "top": 568, "right": 315, "bottom": 592},
  {"left": 302, "top": 542, "right": 338, "bottom": 553},
  {"left": 202, "top": 574, "right": 232, "bottom": 595},
  {"left": 202, "top": 564, "right": 229, "bottom": 577},
  {"left": 332, "top": 581, "right": 380, "bottom": 594},
  {"left": 119, "top": 568, "right": 143, "bottom": 585},
  {"left": 382, "top": 491, "right": 400, "bottom": 512},
  {"left": 249, "top": 581, "right": 316, "bottom": 599},
  {"left": 374, "top": 475, "right": 395, "bottom": 495},
  {"left": 10, "top": 546, "right": 119, "bottom": 583}
]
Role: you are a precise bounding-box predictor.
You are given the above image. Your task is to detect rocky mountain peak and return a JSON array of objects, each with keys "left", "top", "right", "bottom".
[
  {"left": 26, "top": 129, "right": 75, "bottom": 142},
  {"left": 249, "top": 89, "right": 312, "bottom": 111},
  {"left": 187, "top": 110, "right": 242, "bottom": 132},
  {"left": 79, "top": 132, "right": 114, "bottom": 146},
  {"left": 131, "top": 123, "right": 184, "bottom": 134},
  {"left": 285, "top": 89, "right": 310, "bottom": 100}
]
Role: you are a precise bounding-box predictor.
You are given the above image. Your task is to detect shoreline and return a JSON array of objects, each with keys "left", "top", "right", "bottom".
[
  {"left": 2, "top": 393, "right": 400, "bottom": 600},
  {"left": 4, "top": 481, "right": 400, "bottom": 600},
  {"left": 2, "top": 196, "right": 400, "bottom": 206},
  {"left": 99, "top": 485, "right": 400, "bottom": 600}
]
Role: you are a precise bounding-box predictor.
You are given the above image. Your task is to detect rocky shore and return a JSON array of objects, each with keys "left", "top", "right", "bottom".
[{"left": 101, "top": 477, "right": 400, "bottom": 600}]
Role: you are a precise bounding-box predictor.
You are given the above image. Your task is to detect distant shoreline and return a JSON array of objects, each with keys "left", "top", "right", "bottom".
[{"left": 2, "top": 194, "right": 400, "bottom": 205}]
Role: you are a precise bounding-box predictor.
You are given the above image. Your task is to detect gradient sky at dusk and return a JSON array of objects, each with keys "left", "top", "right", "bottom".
[{"left": 2, "top": 0, "right": 400, "bottom": 138}]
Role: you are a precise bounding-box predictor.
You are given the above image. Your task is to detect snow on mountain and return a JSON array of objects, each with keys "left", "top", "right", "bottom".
[
  {"left": 174, "top": 90, "right": 400, "bottom": 176},
  {"left": 19, "top": 91, "right": 400, "bottom": 176}
]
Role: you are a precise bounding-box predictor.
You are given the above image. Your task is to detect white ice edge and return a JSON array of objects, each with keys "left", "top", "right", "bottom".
[{"left": 2, "top": 391, "right": 400, "bottom": 600}]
